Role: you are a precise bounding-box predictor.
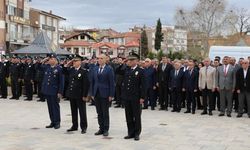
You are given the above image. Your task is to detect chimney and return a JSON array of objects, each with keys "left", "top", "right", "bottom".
[{"left": 49, "top": 10, "right": 52, "bottom": 14}]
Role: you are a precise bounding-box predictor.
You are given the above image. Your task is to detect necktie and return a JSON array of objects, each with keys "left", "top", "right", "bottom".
[
  {"left": 206, "top": 67, "right": 208, "bottom": 77},
  {"left": 189, "top": 69, "right": 192, "bottom": 76},
  {"left": 224, "top": 65, "right": 227, "bottom": 76},
  {"left": 175, "top": 70, "right": 178, "bottom": 77},
  {"left": 162, "top": 64, "right": 166, "bottom": 71},
  {"left": 99, "top": 67, "right": 103, "bottom": 74}
]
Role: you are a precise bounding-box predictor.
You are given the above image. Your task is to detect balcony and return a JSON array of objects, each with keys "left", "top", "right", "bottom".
[{"left": 9, "top": 31, "right": 37, "bottom": 43}]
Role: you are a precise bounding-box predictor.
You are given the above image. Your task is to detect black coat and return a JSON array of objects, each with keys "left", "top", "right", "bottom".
[
  {"left": 9, "top": 63, "right": 21, "bottom": 80},
  {"left": 24, "top": 63, "right": 35, "bottom": 81},
  {"left": 66, "top": 67, "right": 90, "bottom": 99},
  {"left": 157, "top": 63, "right": 173, "bottom": 85},
  {"left": 121, "top": 66, "right": 145, "bottom": 100},
  {"left": 235, "top": 67, "right": 250, "bottom": 92},
  {"left": 0, "top": 61, "right": 9, "bottom": 78},
  {"left": 169, "top": 69, "right": 184, "bottom": 91}
]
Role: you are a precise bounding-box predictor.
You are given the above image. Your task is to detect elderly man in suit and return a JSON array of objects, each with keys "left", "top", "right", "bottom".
[
  {"left": 183, "top": 60, "right": 199, "bottom": 114},
  {"left": 217, "top": 56, "right": 235, "bottom": 117},
  {"left": 235, "top": 59, "right": 250, "bottom": 118},
  {"left": 199, "top": 58, "right": 216, "bottom": 116},
  {"left": 169, "top": 60, "right": 184, "bottom": 113},
  {"left": 91, "top": 54, "right": 115, "bottom": 137}
]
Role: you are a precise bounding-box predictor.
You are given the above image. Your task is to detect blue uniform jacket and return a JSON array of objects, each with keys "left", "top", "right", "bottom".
[{"left": 41, "top": 64, "right": 65, "bottom": 96}]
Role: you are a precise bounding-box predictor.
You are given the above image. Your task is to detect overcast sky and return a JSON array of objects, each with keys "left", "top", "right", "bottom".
[{"left": 30, "top": 0, "right": 250, "bottom": 31}]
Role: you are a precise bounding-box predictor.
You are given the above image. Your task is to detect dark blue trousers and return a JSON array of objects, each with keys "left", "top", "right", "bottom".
[{"left": 45, "top": 95, "right": 61, "bottom": 125}]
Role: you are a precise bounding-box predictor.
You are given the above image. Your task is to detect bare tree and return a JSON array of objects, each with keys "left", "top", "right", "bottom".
[
  {"left": 229, "top": 8, "right": 250, "bottom": 36},
  {"left": 175, "top": 0, "right": 231, "bottom": 56}
]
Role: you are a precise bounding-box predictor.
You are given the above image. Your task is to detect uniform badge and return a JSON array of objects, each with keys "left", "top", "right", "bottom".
[
  {"left": 53, "top": 69, "right": 58, "bottom": 74},
  {"left": 4, "top": 64, "right": 6, "bottom": 66},
  {"left": 29, "top": 65, "right": 31, "bottom": 68},
  {"left": 78, "top": 73, "right": 81, "bottom": 77},
  {"left": 135, "top": 71, "right": 138, "bottom": 76}
]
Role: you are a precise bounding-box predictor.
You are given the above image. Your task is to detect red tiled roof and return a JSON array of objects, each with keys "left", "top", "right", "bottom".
[
  {"left": 92, "top": 42, "right": 120, "bottom": 49},
  {"left": 125, "top": 40, "right": 139, "bottom": 47},
  {"left": 63, "top": 41, "right": 92, "bottom": 47}
]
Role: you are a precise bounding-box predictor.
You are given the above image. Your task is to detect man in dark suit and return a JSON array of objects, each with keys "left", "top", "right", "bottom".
[
  {"left": 23, "top": 56, "right": 35, "bottom": 101},
  {"left": 41, "top": 54, "right": 64, "bottom": 129},
  {"left": 169, "top": 60, "right": 184, "bottom": 112},
  {"left": 121, "top": 52, "right": 145, "bottom": 141},
  {"left": 235, "top": 59, "right": 250, "bottom": 118},
  {"left": 157, "top": 55, "right": 173, "bottom": 110},
  {"left": 183, "top": 60, "right": 199, "bottom": 114},
  {"left": 65, "top": 55, "right": 90, "bottom": 134},
  {"left": 143, "top": 58, "right": 157, "bottom": 110},
  {"left": 35, "top": 57, "right": 45, "bottom": 102},
  {"left": 91, "top": 54, "right": 115, "bottom": 137},
  {"left": 0, "top": 55, "right": 9, "bottom": 99}
]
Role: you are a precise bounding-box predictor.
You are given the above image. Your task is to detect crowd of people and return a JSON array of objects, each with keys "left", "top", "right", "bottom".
[{"left": 0, "top": 52, "right": 250, "bottom": 141}]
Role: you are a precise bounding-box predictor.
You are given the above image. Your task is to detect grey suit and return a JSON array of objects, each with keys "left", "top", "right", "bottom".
[{"left": 216, "top": 64, "right": 235, "bottom": 115}]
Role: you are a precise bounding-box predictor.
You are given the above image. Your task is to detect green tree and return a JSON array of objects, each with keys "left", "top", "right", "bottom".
[
  {"left": 141, "top": 26, "right": 149, "bottom": 57},
  {"left": 147, "top": 51, "right": 156, "bottom": 59},
  {"left": 157, "top": 50, "right": 164, "bottom": 60},
  {"left": 154, "top": 18, "right": 163, "bottom": 51}
]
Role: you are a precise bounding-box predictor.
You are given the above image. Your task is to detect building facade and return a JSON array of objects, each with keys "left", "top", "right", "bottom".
[{"left": 0, "top": 0, "right": 65, "bottom": 53}]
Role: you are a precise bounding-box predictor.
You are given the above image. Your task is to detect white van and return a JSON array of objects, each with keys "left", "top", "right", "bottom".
[{"left": 209, "top": 46, "right": 250, "bottom": 61}]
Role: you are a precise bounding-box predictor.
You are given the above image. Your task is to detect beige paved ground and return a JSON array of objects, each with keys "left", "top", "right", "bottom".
[{"left": 0, "top": 97, "right": 250, "bottom": 150}]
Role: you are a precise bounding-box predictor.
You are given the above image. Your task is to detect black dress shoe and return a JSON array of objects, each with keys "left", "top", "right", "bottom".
[
  {"left": 81, "top": 129, "right": 86, "bottom": 134},
  {"left": 114, "top": 105, "right": 121, "bottom": 108},
  {"left": 1, "top": 97, "right": 7, "bottom": 99},
  {"left": 151, "top": 107, "right": 155, "bottom": 110},
  {"left": 142, "top": 107, "right": 148, "bottom": 110},
  {"left": 209, "top": 112, "right": 213, "bottom": 116},
  {"left": 124, "top": 135, "right": 134, "bottom": 139},
  {"left": 103, "top": 131, "right": 109, "bottom": 136},
  {"left": 184, "top": 111, "right": 191, "bottom": 113},
  {"left": 201, "top": 111, "right": 207, "bottom": 115},
  {"left": 218, "top": 113, "right": 225, "bottom": 117},
  {"left": 159, "top": 108, "right": 165, "bottom": 111},
  {"left": 94, "top": 130, "right": 103, "bottom": 135},
  {"left": 134, "top": 135, "right": 140, "bottom": 141},
  {"left": 67, "top": 128, "right": 78, "bottom": 132},
  {"left": 227, "top": 114, "right": 231, "bottom": 117},
  {"left": 10, "top": 97, "right": 16, "bottom": 99},
  {"left": 192, "top": 111, "right": 195, "bottom": 114},
  {"left": 24, "top": 98, "right": 32, "bottom": 101},
  {"left": 54, "top": 124, "right": 60, "bottom": 129},
  {"left": 236, "top": 114, "right": 242, "bottom": 118},
  {"left": 46, "top": 124, "right": 54, "bottom": 128},
  {"left": 171, "top": 110, "right": 176, "bottom": 112}
]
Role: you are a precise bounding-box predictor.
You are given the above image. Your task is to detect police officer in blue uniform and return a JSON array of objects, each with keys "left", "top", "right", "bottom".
[
  {"left": 0, "top": 55, "right": 9, "bottom": 99},
  {"left": 64, "top": 55, "right": 90, "bottom": 134},
  {"left": 41, "top": 53, "right": 64, "bottom": 129},
  {"left": 121, "top": 52, "right": 145, "bottom": 141}
]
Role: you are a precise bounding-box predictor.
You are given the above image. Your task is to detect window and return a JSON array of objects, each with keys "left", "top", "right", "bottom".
[
  {"left": 40, "top": 15, "right": 45, "bottom": 26},
  {"left": 16, "top": 8, "right": 23, "bottom": 17},
  {"left": 108, "top": 50, "right": 113, "bottom": 55},
  {"left": 23, "top": 10, "right": 29, "bottom": 19},
  {"left": 10, "top": 23, "right": 17, "bottom": 39},
  {"left": 67, "top": 48, "right": 71, "bottom": 52},
  {"left": 47, "top": 30, "right": 52, "bottom": 40},
  {"left": 47, "top": 17, "right": 52, "bottom": 26},
  {"left": 80, "top": 35, "right": 85, "bottom": 40},
  {"left": 8, "top": 5, "right": 16, "bottom": 16},
  {"left": 23, "top": 25, "right": 30, "bottom": 38},
  {"left": 74, "top": 48, "right": 79, "bottom": 54}
]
